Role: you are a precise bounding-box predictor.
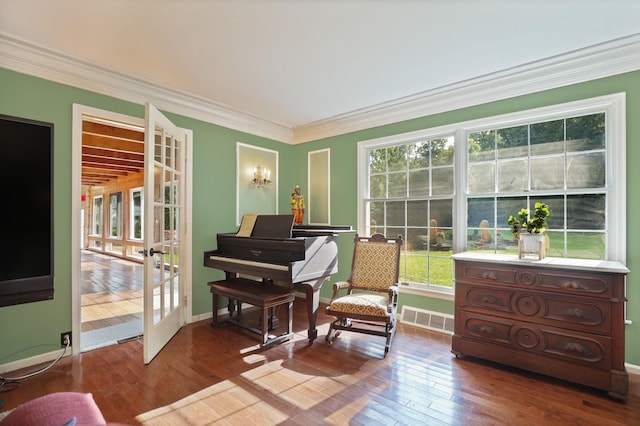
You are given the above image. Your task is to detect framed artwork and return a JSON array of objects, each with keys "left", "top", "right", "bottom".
[
  {"left": 307, "top": 148, "right": 330, "bottom": 225},
  {"left": 236, "top": 142, "right": 278, "bottom": 225}
]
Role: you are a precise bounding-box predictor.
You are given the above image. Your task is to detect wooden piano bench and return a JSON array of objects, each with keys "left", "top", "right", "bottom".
[{"left": 208, "top": 278, "right": 295, "bottom": 348}]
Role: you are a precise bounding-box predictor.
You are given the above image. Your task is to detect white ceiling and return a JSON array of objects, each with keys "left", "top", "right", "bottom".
[{"left": 1, "top": 0, "right": 640, "bottom": 137}]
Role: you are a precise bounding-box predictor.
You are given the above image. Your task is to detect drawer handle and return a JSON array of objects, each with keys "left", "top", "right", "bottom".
[
  {"left": 562, "top": 307, "right": 584, "bottom": 319},
  {"left": 481, "top": 296, "right": 501, "bottom": 305},
  {"left": 479, "top": 325, "right": 498, "bottom": 336},
  {"left": 481, "top": 271, "right": 497, "bottom": 280},
  {"left": 560, "top": 281, "right": 581, "bottom": 289},
  {"left": 555, "top": 341, "right": 589, "bottom": 355}
]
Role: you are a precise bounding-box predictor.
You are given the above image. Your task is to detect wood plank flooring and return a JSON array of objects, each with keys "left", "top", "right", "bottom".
[
  {"left": 1, "top": 298, "right": 638, "bottom": 425},
  {"left": 81, "top": 250, "right": 143, "bottom": 331}
]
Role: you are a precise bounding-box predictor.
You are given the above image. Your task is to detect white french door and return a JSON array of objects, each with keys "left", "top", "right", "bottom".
[{"left": 142, "top": 103, "right": 191, "bottom": 363}]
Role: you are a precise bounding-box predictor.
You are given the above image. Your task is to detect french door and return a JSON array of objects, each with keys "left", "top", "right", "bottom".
[{"left": 142, "top": 103, "right": 191, "bottom": 363}]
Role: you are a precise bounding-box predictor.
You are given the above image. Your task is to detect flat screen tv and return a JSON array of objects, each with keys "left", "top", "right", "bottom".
[{"left": 0, "top": 114, "right": 54, "bottom": 307}]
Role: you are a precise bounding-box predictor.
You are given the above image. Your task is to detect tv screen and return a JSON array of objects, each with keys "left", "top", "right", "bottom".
[{"left": 0, "top": 114, "right": 54, "bottom": 307}]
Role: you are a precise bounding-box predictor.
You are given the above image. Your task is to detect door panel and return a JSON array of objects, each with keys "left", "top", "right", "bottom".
[{"left": 143, "top": 103, "right": 189, "bottom": 363}]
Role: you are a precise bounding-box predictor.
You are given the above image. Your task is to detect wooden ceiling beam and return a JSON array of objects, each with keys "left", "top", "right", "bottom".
[
  {"left": 82, "top": 155, "right": 143, "bottom": 169},
  {"left": 83, "top": 121, "right": 144, "bottom": 142},
  {"left": 82, "top": 146, "right": 143, "bottom": 159},
  {"left": 82, "top": 133, "right": 144, "bottom": 153},
  {"left": 82, "top": 167, "right": 129, "bottom": 177},
  {"left": 81, "top": 162, "right": 141, "bottom": 173},
  {"left": 82, "top": 119, "right": 145, "bottom": 188}
]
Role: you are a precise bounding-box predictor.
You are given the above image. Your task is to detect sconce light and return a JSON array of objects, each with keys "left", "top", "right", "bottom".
[{"left": 251, "top": 165, "right": 272, "bottom": 188}]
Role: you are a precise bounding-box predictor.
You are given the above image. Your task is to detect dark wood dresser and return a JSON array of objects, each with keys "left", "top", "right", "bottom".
[{"left": 451, "top": 252, "right": 629, "bottom": 400}]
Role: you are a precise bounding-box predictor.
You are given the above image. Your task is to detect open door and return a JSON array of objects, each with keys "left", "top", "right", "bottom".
[{"left": 142, "top": 103, "right": 191, "bottom": 363}]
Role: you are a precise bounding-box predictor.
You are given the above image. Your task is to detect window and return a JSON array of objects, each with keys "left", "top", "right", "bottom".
[
  {"left": 130, "top": 187, "right": 143, "bottom": 240},
  {"left": 467, "top": 112, "right": 609, "bottom": 259},
  {"left": 109, "top": 192, "right": 123, "bottom": 238},
  {"left": 360, "top": 134, "right": 455, "bottom": 292},
  {"left": 358, "top": 94, "right": 626, "bottom": 293},
  {"left": 92, "top": 195, "right": 103, "bottom": 235}
]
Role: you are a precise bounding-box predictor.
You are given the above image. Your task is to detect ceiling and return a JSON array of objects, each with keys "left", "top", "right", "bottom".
[
  {"left": 1, "top": 2, "right": 636, "bottom": 187},
  {"left": 2, "top": 1, "right": 639, "bottom": 134},
  {"left": 81, "top": 120, "right": 144, "bottom": 186}
]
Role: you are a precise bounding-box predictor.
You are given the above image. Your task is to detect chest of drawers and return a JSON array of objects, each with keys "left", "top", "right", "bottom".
[{"left": 451, "top": 253, "right": 629, "bottom": 400}]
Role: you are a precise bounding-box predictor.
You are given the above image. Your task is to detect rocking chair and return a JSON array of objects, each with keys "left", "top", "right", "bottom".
[{"left": 325, "top": 233, "right": 403, "bottom": 357}]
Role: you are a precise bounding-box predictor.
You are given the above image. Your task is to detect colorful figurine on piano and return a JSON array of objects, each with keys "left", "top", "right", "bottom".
[{"left": 290, "top": 185, "right": 305, "bottom": 225}]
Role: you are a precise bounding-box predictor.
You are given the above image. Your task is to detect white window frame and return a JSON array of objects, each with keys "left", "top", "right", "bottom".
[
  {"left": 130, "top": 187, "right": 144, "bottom": 240},
  {"left": 91, "top": 195, "right": 103, "bottom": 236},
  {"left": 358, "top": 93, "right": 626, "bottom": 297},
  {"left": 358, "top": 125, "right": 460, "bottom": 298},
  {"left": 108, "top": 191, "right": 123, "bottom": 238}
]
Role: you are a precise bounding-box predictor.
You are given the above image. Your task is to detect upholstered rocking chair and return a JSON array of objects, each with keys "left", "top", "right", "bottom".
[{"left": 325, "top": 233, "right": 403, "bottom": 357}]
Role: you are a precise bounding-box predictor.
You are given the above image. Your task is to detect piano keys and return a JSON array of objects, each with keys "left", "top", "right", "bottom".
[{"left": 204, "top": 215, "right": 351, "bottom": 343}]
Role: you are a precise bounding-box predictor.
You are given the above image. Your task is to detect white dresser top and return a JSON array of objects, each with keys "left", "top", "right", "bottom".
[{"left": 451, "top": 252, "right": 630, "bottom": 274}]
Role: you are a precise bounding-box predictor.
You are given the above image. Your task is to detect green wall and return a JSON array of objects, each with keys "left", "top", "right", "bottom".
[
  {"left": 292, "top": 70, "right": 640, "bottom": 364},
  {"left": 0, "top": 67, "right": 291, "bottom": 363},
  {"left": 1, "top": 66, "right": 638, "bottom": 367}
]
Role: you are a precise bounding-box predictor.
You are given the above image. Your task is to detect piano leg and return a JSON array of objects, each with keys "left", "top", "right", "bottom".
[{"left": 297, "top": 281, "right": 322, "bottom": 344}]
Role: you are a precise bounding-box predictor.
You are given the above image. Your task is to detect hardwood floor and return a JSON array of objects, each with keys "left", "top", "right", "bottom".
[
  {"left": 81, "top": 250, "right": 143, "bottom": 332},
  {"left": 1, "top": 299, "right": 638, "bottom": 425}
]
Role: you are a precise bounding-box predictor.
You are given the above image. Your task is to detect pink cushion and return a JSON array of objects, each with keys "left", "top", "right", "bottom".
[{"left": 0, "top": 392, "right": 106, "bottom": 426}]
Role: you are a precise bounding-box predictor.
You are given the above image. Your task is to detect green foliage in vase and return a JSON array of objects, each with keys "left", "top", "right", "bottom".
[{"left": 507, "top": 202, "right": 551, "bottom": 235}]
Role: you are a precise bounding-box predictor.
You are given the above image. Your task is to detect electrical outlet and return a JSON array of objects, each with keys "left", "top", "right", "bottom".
[{"left": 60, "top": 331, "right": 72, "bottom": 347}]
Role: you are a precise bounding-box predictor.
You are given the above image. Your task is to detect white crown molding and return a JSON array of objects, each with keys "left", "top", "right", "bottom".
[
  {"left": 2, "top": 33, "right": 639, "bottom": 145},
  {"left": 0, "top": 33, "right": 294, "bottom": 143},
  {"left": 293, "top": 33, "right": 640, "bottom": 144}
]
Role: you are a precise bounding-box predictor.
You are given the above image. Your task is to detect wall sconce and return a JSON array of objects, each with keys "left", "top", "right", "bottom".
[{"left": 251, "top": 165, "right": 272, "bottom": 188}]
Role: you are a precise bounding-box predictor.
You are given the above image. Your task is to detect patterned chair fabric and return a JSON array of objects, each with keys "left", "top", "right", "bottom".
[
  {"left": 327, "top": 293, "right": 389, "bottom": 317},
  {"left": 325, "top": 233, "right": 403, "bottom": 357},
  {"left": 350, "top": 240, "right": 401, "bottom": 290}
]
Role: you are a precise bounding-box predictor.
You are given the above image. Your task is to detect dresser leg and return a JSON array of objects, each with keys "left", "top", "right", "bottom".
[
  {"left": 608, "top": 369, "right": 629, "bottom": 401},
  {"left": 451, "top": 350, "right": 466, "bottom": 359}
]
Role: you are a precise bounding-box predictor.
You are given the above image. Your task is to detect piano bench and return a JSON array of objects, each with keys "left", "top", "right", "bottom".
[{"left": 208, "top": 278, "right": 295, "bottom": 348}]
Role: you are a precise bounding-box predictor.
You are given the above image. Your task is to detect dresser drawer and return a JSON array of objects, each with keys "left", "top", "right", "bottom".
[
  {"left": 543, "top": 296, "right": 610, "bottom": 331},
  {"left": 456, "top": 262, "right": 547, "bottom": 289},
  {"left": 537, "top": 271, "right": 612, "bottom": 298},
  {"left": 456, "top": 282, "right": 611, "bottom": 334},
  {"left": 456, "top": 261, "right": 616, "bottom": 299},
  {"left": 456, "top": 262, "right": 518, "bottom": 285},
  {"left": 456, "top": 311, "right": 612, "bottom": 369}
]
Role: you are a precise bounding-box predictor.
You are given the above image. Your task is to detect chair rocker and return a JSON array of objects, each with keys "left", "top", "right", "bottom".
[{"left": 325, "top": 233, "right": 402, "bottom": 357}]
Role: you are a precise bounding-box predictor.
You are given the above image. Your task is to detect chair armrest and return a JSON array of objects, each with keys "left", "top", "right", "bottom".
[
  {"left": 387, "top": 285, "right": 399, "bottom": 311},
  {"left": 330, "top": 281, "right": 351, "bottom": 301}
]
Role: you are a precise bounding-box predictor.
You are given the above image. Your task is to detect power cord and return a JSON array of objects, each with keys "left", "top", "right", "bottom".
[{"left": 0, "top": 337, "right": 71, "bottom": 393}]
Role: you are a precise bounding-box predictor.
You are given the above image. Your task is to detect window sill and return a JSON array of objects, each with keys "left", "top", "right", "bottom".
[{"left": 398, "top": 283, "right": 454, "bottom": 302}]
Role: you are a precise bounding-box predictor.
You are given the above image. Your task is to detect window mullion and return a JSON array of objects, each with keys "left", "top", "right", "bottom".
[{"left": 454, "top": 128, "right": 467, "bottom": 254}]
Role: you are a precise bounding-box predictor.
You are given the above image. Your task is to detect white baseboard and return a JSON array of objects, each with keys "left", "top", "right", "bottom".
[
  {"left": 0, "top": 348, "right": 70, "bottom": 376},
  {"left": 626, "top": 362, "right": 640, "bottom": 376},
  {"left": 190, "top": 311, "right": 213, "bottom": 323}
]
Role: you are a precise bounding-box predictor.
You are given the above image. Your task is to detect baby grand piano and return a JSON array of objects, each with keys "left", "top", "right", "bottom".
[{"left": 203, "top": 215, "right": 351, "bottom": 343}]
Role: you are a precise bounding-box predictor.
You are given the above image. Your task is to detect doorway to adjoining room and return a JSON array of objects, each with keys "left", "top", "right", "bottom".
[{"left": 79, "top": 115, "right": 146, "bottom": 351}]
